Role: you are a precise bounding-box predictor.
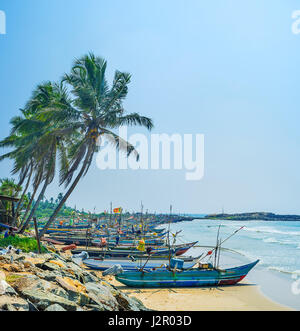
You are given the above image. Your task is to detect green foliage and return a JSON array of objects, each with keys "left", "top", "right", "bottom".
[
  {"left": 0, "top": 178, "right": 22, "bottom": 197},
  {"left": 26, "top": 197, "right": 98, "bottom": 219},
  {"left": 0, "top": 235, "right": 48, "bottom": 253},
  {"left": 32, "top": 199, "right": 81, "bottom": 218}
]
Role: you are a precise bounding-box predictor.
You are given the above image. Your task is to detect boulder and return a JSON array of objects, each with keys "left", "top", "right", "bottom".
[
  {"left": 22, "top": 289, "right": 78, "bottom": 311},
  {"left": 0, "top": 295, "right": 29, "bottom": 311},
  {"left": 55, "top": 277, "right": 89, "bottom": 306},
  {"left": 45, "top": 304, "right": 66, "bottom": 311},
  {"left": 0, "top": 270, "right": 6, "bottom": 281},
  {"left": 85, "top": 282, "right": 119, "bottom": 310},
  {"left": 0, "top": 279, "right": 17, "bottom": 296},
  {"left": 0, "top": 262, "right": 25, "bottom": 273}
]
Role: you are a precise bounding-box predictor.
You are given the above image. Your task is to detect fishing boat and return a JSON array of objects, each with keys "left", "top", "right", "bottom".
[
  {"left": 97, "top": 237, "right": 166, "bottom": 247},
  {"left": 115, "top": 260, "right": 259, "bottom": 288},
  {"left": 83, "top": 258, "right": 196, "bottom": 271},
  {"left": 71, "top": 241, "right": 198, "bottom": 258}
]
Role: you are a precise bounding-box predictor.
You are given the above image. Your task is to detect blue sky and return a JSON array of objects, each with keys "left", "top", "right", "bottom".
[{"left": 0, "top": 0, "right": 300, "bottom": 214}]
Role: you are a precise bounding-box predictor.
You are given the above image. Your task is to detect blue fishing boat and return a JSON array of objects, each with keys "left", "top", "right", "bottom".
[
  {"left": 83, "top": 258, "right": 196, "bottom": 271},
  {"left": 72, "top": 241, "right": 198, "bottom": 258},
  {"left": 115, "top": 260, "right": 259, "bottom": 288}
]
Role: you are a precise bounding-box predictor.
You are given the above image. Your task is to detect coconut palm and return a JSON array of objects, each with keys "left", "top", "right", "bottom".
[
  {"left": 38, "top": 53, "right": 153, "bottom": 238},
  {"left": 0, "top": 178, "right": 22, "bottom": 198},
  {"left": 17, "top": 84, "right": 74, "bottom": 233},
  {"left": 0, "top": 82, "right": 73, "bottom": 232}
]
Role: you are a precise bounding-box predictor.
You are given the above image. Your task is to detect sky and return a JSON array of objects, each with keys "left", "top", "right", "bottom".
[{"left": 0, "top": 0, "right": 300, "bottom": 214}]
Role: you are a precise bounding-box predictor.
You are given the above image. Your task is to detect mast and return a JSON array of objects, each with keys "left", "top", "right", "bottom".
[
  {"left": 217, "top": 238, "right": 222, "bottom": 269},
  {"left": 140, "top": 201, "right": 144, "bottom": 236},
  {"left": 214, "top": 225, "right": 221, "bottom": 268},
  {"left": 168, "top": 204, "right": 173, "bottom": 267},
  {"left": 109, "top": 202, "right": 112, "bottom": 227}
]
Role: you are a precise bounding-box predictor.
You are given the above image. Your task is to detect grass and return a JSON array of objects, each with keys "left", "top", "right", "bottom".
[{"left": 0, "top": 235, "right": 48, "bottom": 253}]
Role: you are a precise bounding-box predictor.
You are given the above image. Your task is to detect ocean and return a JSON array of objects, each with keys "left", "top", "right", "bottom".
[{"left": 160, "top": 218, "right": 300, "bottom": 309}]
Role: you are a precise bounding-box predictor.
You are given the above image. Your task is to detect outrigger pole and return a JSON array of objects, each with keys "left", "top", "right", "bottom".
[
  {"left": 201, "top": 226, "right": 245, "bottom": 263},
  {"left": 214, "top": 225, "right": 221, "bottom": 268}
]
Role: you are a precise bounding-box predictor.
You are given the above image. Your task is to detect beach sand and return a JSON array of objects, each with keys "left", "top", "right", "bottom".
[
  {"left": 64, "top": 250, "right": 292, "bottom": 311},
  {"left": 104, "top": 276, "right": 291, "bottom": 311}
]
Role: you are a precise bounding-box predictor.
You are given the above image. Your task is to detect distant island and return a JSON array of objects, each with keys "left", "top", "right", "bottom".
[{"left": 203, "top": 212, "right": 300, "bottom": 222}]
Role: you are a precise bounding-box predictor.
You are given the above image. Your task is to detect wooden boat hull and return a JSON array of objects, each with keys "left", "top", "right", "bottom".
[
  {"left": 115, "top": 260, "right": 259, "bottom": 288},
  {"left": 72, "top": 242, "right": 198, "bottom": 258},
  {"left": 83, "top": 258, "right": 195, "bottom": 271}
]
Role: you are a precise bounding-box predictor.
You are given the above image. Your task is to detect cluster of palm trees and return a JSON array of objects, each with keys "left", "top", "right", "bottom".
[{"left": 0, "top": 53, "right": 153, "bottom": 238}]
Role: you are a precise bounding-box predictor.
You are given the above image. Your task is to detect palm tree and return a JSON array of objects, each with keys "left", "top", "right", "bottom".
[
  {"left": 38, "top": 53, "right": 153, "bottom": 238},
  {"left": 17, "top": 83, "right": 74, "bottom": 233},
  {"left": 57, "top": 193, "right": 63, "bottom": 203},
  {"left": 0, "top": 82, "right": 73, "bottom": 232},
  {"left": 15, "top": 162, "right": 34, "bottom": 218},
  {"left": 0, "top": 178, "right": 22, "bottom": 197}
]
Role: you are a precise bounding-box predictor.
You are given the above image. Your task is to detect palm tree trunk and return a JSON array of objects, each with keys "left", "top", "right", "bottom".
[
  {"left": 18, "top": 178, "right": 41, "bottom": 230},
  {"left": 39, "top": 147, "right": 93, "bottom": 239},
  {"left": 17, "top": 166, "right": 30, "bottom": 187},
  {"left": 19, "top": 175, "right": 50, "bottom": 234},
  {"left": 15, "top": 165, "right": 33, "bottom": 219}
]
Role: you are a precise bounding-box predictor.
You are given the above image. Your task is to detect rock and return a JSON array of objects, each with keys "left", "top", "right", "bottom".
[
  {"left": 80, "top": 270, "right": 99, "bottom": 284},
  {"left": 127, "top": 295, "right": 151, "bottom": 311},
  {"left": 27, "top": 301, "right": 39, "bottom": 311},
  {"left": 21, "top": 289, "right": 78, "bottom": 311},
  {"left": 45, "top": 304, "right": 66, "bottom": 311},
  {"left": 23, "top": 261, "right": 35, "bottom": 269},
  {"left": 0, "top": 270, "right": 6, "bottom": 281},
  {"left": 7, "top": 273, "right": 78, "bottom": 311},
  {"left": 66, "top": 260, "right": 84, "bottom": 271},
  {"left": 13, "top": 255, "right": 26, "bottom": 262},
  {"left": 86, "top": 292, "right": 108, "bottom": 311},
  {"left": 14, "top": 274, "right": 68, "bottom": 298},
  {"left": 0, "top": 295, "right": 29, "bottom": 311},
  {"left": 85, "top": 282, "right": 119, "bottom": 310},
  {"left": 0, "top": 262, "right": 25, "bottom": 272},
  {"left": 55, "top": 277, "right": 89, "bottom": 306},
  {"left": 0, "top": 250, "right": 149, "bottom": 311},
  {"left": 0, "top": 280, "right": 17, "bottom": 296},
  {"left": 85, "top": 304, "right": 106, "bottom": 311},
  {"left": 3, "top": 303, "right": 17, "bottom": 311},
  {"left": 0, "top": 255, "right": 10, "bottom": 263},
  {"left": 38, "top": 261, "right": 63, "bottom": 271}
]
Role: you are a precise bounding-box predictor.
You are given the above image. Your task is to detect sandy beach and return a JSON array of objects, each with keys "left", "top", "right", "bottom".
[
  {"left": 104, "top": 276, "right": 291, "bottom": 311},
  {"left": 69, "top": 248, "right": 293, "bottom": 311}
]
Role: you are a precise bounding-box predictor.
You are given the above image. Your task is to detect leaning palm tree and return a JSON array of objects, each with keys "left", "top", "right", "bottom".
[
  {"left": 0, "top": 82, "right": 73, "bottom": 232},
  {"left": 38, "top": 53, "right": 153, "bottom": 238},
  {"left": 16, "top": 84, "right": 73, "bottom": 233}
]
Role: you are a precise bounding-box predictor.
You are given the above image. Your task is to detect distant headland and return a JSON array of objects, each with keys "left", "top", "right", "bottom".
[{"left": 202, "top": 212, "right": 300, "bottom": 222}]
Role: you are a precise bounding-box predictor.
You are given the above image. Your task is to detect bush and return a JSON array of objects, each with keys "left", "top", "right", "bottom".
[{"left": 0, "top": 235, "right": 48, "bottom": 253}]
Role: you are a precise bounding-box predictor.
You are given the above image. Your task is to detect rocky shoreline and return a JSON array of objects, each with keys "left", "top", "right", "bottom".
[{"left": 0, "top": 250, "right": 149, "bottom": 311}]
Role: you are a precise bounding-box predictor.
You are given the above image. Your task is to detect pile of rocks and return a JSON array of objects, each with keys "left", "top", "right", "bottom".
[{"left": 0, "top": 251, "right": 149, "bottom": 311}]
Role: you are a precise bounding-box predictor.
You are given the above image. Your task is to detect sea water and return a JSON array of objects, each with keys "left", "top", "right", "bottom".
[{"left": 162, "top": 218, "right": 300, "bottom": 309}]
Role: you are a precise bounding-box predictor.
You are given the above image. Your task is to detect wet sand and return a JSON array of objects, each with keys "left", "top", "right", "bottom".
[{"left": 104, "top": 276, "right": 291, "bottom": 311}]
